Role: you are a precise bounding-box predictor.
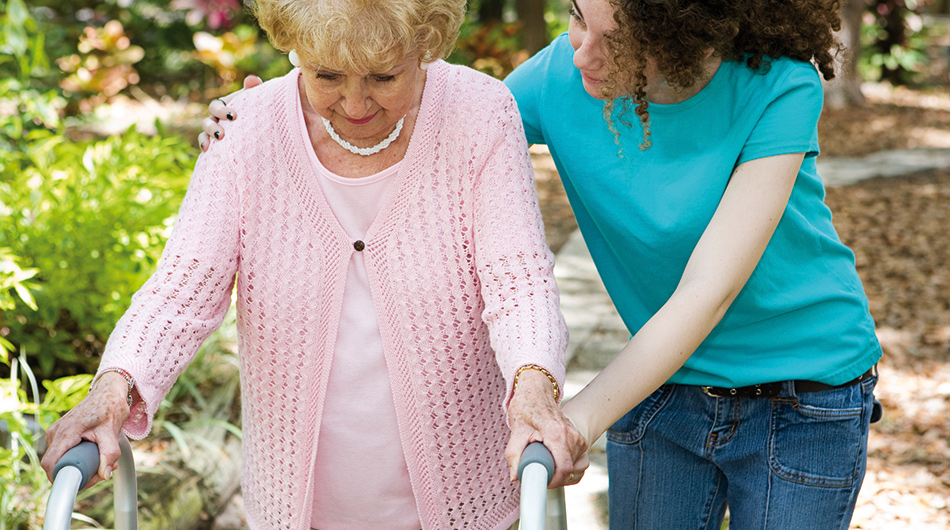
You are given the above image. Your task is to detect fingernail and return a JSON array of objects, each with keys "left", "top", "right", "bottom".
[
  {"left": 214, "top": 131, "right": 220, "bottom": 139},
  {"left": 226, "top": 112, "right": 234, "bottom": 121}
]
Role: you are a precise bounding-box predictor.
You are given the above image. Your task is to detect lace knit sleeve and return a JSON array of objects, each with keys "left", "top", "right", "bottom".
[
  {"left": 98, "top": 140, "right": 241, "bottom": 439},
  {"left": 472, "top": 89, "right": 568, "bottom": 409}
]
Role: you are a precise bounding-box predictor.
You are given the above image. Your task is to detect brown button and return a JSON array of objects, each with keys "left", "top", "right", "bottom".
[{"left": 353, "top": 240, "right": 365, "bottom": 251}]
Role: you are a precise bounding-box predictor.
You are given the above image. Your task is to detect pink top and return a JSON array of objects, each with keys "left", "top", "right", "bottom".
[
  {"left": 100, "top": 61, "right": 567, "bottom": 530},
  {"left": 307, "top": 150, "right": 418, "bottom": 528}
]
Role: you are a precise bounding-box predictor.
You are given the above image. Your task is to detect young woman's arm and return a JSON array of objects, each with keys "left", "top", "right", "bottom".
[{"left": 562, "top": 152, "right": 805, "bottom": 446}]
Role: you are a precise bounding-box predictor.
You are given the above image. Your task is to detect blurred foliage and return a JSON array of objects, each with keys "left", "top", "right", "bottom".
[
  {"left": 452, "top": 0, "right": 571, "bottom": 78},
  {"left": 1, "top": 0, "right": 197, "bottom": 380},
  {"left": 0, "top": 353, "right": 92, "bottom": 529},
  {"left": 57, "top": 20, "right": 145, "bottom": 103},
  {"left": 0, "top": 126, "right": 194, "bottom": 378},
  {"left": 860, "top": 0, "right": 937, "bottom": 85},
  {"left": 452, "top": 19, "right": 530, "bottom": 78},
  {"left": 19, "top": 0, "right": 287, "bottom": 106},
  {"left": 192, "top": 24, "right": 262, "bottom": 88},
  {"left": 0, "top": 250, "right": 38, "bottom": 363}
]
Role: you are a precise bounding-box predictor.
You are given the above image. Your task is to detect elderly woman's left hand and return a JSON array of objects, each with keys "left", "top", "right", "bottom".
[{"left": 505, "top": 369, "right": 589, "bottom": 488}]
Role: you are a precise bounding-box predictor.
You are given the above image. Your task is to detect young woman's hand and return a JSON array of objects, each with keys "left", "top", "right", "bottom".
[
  {"left": 505, "top": 369, "right": 590, "bottom": 488},
  {"left": 40, "top": 372, "right": 131, "bottom": 488},
  {"left": 198, "top": 75, "right": 263, "bottom": 151}
]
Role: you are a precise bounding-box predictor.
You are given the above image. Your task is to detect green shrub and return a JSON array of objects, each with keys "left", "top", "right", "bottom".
[
  {"left": 860, "top": 0, "right": 934, "bottom": 85},
  {"left": 0, "top": 353, "right": 92, "bottom": 530},
  {"left": 1, "top": 4, "right": 197, "bottom": 377},
  {"left": 0, "top": 125, "right": 195, "bottom": 379}
]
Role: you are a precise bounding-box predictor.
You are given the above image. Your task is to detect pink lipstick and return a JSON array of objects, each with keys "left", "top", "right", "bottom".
[{"left": 345, "top": 112, "right": 378, "bottom": 125}]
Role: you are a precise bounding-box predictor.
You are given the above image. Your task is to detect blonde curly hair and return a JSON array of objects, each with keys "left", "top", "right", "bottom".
[{"left": 251, "top": 0, "right": 465, "bottom": 74}]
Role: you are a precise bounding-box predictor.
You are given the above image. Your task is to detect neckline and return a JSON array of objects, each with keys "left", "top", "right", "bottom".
[
  {"left": 640, "top": 60, "right": 729, "bottom": 114},
  {"left": 311, "top": 148, "right": 403, "bottom": 185},
  {"left": 289, "top": 62, "right": 442, "bottom": 242}
]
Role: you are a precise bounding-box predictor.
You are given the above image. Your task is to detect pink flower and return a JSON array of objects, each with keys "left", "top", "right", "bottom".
[{"left": 171, "top": 0, "right": 240, "bottom": 30}]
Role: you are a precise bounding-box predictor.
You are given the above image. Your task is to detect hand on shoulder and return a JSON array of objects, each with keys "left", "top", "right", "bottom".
[{"left": 198, "top": 75, "right": 263, "bottom": 152}]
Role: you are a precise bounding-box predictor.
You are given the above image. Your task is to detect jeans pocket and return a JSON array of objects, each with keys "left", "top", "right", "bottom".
[
  {"left": 768, "top": 383, "right": 872, "bottom": 488},
  {"left": 606, "top": 385, "right": 675, "bottom": 444}
]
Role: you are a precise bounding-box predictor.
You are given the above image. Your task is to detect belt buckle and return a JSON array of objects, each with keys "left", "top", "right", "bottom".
[{"left": 702, "top": 386, "right": 738, "bottom": 398}]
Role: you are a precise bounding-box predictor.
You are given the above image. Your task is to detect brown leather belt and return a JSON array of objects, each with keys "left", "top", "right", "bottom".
[{"left": 701, "top": 368, "right": 875, "bottom": 398}]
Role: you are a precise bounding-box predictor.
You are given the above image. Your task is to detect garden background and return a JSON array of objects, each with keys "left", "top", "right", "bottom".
[{"left": 2, "top": 0, "right": 949, "bottom": 528}]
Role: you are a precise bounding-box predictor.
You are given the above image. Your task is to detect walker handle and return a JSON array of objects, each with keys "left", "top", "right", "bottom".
[
  {"left": 517, "top": 441, "right": 556, "bottom": 484},
  {"left": 44, "top": 437, "right": 138, "bottom": 530},
  {"left": 51, "top": 440, "right": 100, "bottom": 488},
  {"left": 517, "top": 442, "right": 557, "bottom": 530}
]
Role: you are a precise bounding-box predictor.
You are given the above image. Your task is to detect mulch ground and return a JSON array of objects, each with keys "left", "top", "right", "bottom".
[{"left": 533, "top": 83, "right": 950, "bottom": 528}]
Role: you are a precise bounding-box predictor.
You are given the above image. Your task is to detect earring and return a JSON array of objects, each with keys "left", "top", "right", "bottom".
[
  {"left": 289, "top": 50, "right": 300, "bottom": 68},
  {"left": 419, "top": 50, "right": 433, "bottom": 70}
]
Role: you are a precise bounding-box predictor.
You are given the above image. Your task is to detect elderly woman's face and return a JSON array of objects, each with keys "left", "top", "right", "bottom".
[{"left": 300, "top": 52, "right": 426, "bottom": 144}]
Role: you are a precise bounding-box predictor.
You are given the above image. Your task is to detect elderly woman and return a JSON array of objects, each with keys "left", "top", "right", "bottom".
[{"left": 40, "top": 0, "right": 587, "bottom": 528}]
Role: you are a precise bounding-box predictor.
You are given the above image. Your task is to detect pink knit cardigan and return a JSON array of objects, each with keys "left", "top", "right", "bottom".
[{"left": 99, "top": 61, "right": 567, "bottom": 529}]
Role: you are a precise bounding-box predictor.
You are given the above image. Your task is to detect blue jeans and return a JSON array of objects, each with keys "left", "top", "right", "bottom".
[{"left": 605, "top": 374, "right": 878, "bottom": 529}]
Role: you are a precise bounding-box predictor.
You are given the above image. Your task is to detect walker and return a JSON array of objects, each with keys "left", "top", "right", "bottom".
[
  {"left": 44, "top": 440, "right": 566, "bottom": 529},
  {"left": 44, "top": 437, "right": 137, "bottom": 530},
  {"left": 516, "top": 442, "right": 568, "bottom": 530}
]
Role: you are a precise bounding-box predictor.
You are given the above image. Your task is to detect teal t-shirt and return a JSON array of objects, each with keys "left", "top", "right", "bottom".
[{"left": 505, "top": 34, "right": 881, "bottom": 387}]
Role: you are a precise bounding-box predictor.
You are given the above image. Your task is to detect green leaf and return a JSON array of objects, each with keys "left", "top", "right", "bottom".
[
  {"left": 1, "top": 0, "right": 30, "bottom": 57},
  {"left": 159, "top": 421, "right": 192, "bottom": 458},
  {"left": 40, "top": 374, "right": 93, "bottom": 415},
  {"left": 12, "top": 283, "right": 36, "bottom": 310}
]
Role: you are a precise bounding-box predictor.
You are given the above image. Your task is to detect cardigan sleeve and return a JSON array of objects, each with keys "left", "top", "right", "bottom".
[
  {"left": 98, "top": 139, "right": 241, "bottom": 439},
  {"left": 470, "top": 88, "right": 568, "bottom": 410}
]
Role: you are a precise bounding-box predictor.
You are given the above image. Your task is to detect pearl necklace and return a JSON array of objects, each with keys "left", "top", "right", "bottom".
[{"left": 321, "top": 116, "right": 405, "bottom": 156}]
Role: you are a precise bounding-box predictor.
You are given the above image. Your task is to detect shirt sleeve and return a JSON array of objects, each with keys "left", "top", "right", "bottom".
[
  {"left": 738, "top": 60, "right": 823, "bottom": 165},
  {"left": 470, "top": 87, "right": 568, "bottom": 410},
  {"left": 99, "top": 140, "right": 241, "bottom": 439},
  {"left": 504, "top": 48, "right": 548, "bottom": 146}
]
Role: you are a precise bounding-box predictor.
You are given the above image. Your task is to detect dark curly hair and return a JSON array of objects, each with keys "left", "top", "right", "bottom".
[{"left": 603, "top": 0, "right": 842, "bottom": 149}]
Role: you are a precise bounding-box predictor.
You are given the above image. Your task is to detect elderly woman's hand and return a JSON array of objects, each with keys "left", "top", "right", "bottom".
[
  {"left": 198, "top": 75, "right": 263, "bottom": 152},
  {"left": 40, "top": 372, "right": 131, "bottom": 488},
  {"left": 504, "top": 369, "right": 590, "bottom": 488}
]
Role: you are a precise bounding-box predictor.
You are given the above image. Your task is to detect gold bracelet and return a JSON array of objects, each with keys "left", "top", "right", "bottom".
[
  {"left": 513, "top": 364, "right": 560, "bottom": 403},
  {"left": 92, "top": 368, "right": 135, "bottom": 408}
]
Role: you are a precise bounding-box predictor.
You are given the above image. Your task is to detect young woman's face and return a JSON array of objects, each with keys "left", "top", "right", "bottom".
[
  {"left": 568, "top": 0, "right": 665, "bottom": 100},
  {"left": 299, "top": 52, "right": 426, "bottom": 144},
  {"left": 568, "top": 0, "right": 617, "bottom": 99}
]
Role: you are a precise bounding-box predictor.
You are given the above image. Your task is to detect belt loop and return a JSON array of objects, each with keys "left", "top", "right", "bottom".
[{"left": 784, "top": 380, "right": 798, "bottom": 399}]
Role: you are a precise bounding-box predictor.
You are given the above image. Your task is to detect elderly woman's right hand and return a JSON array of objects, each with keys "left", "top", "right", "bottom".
[
  {"left": 198, "top": 75, "right": 263, "bottom": 151},
  {"left": 505, "top": 369, "right": 590, "bottom": 488},
  {"left": 40, "top": 372, "right": 131, "bottom": 487}
]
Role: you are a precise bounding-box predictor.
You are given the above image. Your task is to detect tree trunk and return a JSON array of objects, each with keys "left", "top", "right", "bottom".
[
  {"left": 478, "top": 0, "right": 505, "bottom": 22},
  {"left": 516, "top": 0, "right": 548, "bottom": 54},
  {"left": 824, "top": 0, "right": 866, "bottom": 108}
]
